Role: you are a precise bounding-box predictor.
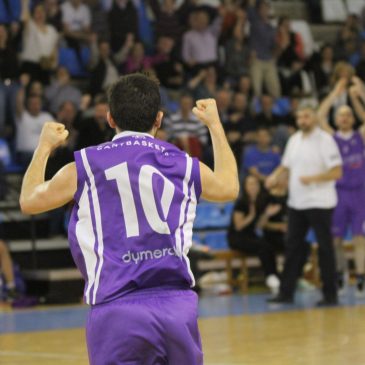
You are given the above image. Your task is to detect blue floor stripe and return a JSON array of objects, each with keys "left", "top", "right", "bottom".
[{"left": 1, "top": 288, "right": 365, "bottom": 334}]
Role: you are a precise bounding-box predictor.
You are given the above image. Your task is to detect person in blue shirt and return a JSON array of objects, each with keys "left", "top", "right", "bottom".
[{"left": 242, "top": 126, "right": 281, "bottom": 181}]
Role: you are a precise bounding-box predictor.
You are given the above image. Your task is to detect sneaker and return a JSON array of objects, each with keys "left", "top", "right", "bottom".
[
  {"left": 267, "top": 294, "right": 294, "bottom": 304},
  {"left": 266, "top": 274, "right": 280, "bottom": 295}
]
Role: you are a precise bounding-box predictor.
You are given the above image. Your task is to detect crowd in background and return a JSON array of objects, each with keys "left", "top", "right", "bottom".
[{"left": 2, "top": 0, "right": 365, "bottom": 289}]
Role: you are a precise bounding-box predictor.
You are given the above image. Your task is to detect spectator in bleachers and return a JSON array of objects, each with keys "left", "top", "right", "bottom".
[
  {"left": 182, "top": 8, "right": 221, "bottom": 73},
  {"left": 15, "top": 91, "right": 53, "bottom": 166},
  {"left": 44, "top": 67, "right": 82, "bottom": 115},
  {"left": 20, "top": 0, "right": 59, "bottom": 84},
  {"left": 355, "top": 40, "right": 365, "bottom": 82},
  {"left": 89, "top": 34, "right": 133, "bottom": 96},
  {"left": 152, "top": 36, "right": 185, "bottom": 91},
  {"left": 44, "top": 0, "right": 62, "bottom": 32},
  {"left": 108, "top": 0, "right": 139, "bottom": 53},
  {"left": 0, "top": 240, "right": 18, "bottom": 301},
  {"left": 164, "top": 92, "right": 208, "bottom": 159},
  {"left": 228, "top": 174, "right": 282, "bottom": 294},
  {"left": 236, "top": 74, "right": 253, "bottom": 101},
  {"left": 224, "top": 10, "right": 250, "bottom": 81},
  {"left": 149, "top": 0, "right": 193, "bottom": 43},
  {"left": 247, "top": 0, "right": 281, "bottom": 98},
  {"left": 188, "top": 66, "right": 220, "bottom": 100},
  {"left": 215, "top": 88, "right": 232, "bottom": 124},
  {"left": 254, "top": 94, "right": 281, "bottom": 129},
  {"left": 266, "top": 106, "right": 342, "bottom": 306},
  {"left": 61, "top": 0, "right": 92, "bottom": 67},
  {"left": 74, "top": 95, "right": 113, "bottom": 150},
  {"left": 0, "top": 24, "right": 20, "bottom": 137},
  {"left": 123, "top": 42, "right": 152, "bottom": 74},
  {"left": 242, "top": 126, "right": 281, "bottom": 182},
  {"left": 56, "top": 100, "right": 80, "bottom": 151},
  {"left": 312, "top": 44, "right": 335, "bottom": 98},
  {"left": 335, "top": 14, "right": 361, "bottom": 61},
  {"left": 87, "top": 0, "right": 110, "bottom": 39}
]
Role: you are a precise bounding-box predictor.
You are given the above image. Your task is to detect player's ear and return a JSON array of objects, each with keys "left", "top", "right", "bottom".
[
  {"left": 155, "top": 111, "right": 163, "bottom": 129},
  {"left": 107, "top": 111, "right": 117, "bottom": 129}
]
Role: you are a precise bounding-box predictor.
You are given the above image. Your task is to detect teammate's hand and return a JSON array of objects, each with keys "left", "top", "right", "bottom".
[
  {"left": 39, "top": 122, "right": 69, "bottom": 152},
  {"left": 192, "top": 99, "right": 221, "bottom": 128}
]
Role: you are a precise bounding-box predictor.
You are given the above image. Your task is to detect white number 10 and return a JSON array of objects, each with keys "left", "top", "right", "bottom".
[{"left": 105, "top": 162, "right": 175, "bottom": 238}]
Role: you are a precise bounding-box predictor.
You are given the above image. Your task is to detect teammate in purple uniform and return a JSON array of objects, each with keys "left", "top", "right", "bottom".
[
  {"left": 318, "top": 76, "right": 365, "bottom": 296},
  {"left": 19, "top": 73, "right": 239, "bottom": 365}
]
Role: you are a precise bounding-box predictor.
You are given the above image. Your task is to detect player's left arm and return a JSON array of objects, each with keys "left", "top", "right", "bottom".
[{"left": 20, "top": 122, "right": 77, "bottom": 215}]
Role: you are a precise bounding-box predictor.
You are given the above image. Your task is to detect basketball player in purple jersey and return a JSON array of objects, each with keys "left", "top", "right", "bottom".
[
  {"left": 19, "top": 73, "right": 239, "bottom": 364},
  {"left": 318, "top": 76, "right": 365, "bottom": 296}
]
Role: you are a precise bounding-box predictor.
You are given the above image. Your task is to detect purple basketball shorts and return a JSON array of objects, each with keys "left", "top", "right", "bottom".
[
  {"left": 332, "top": 188, "right": 365, "bottom": 238},
  {"left": 86, "top": 288, "right": 203, "bottom": 365}
]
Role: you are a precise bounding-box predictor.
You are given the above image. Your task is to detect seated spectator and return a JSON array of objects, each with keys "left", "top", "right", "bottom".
[
  {"left": 61, "top": 0, "right": 92, "bottom": 66},
  {"left": 164, "top": 93, "right": 208, "bottom": 159},
  {"left": 20, "top": 0, "right": 59, "bottom": 84},
  {"left": 74, "top": 95, "right": 114, "bottom": 150},
  {"left": 149, "top": 0, "right": 193, "bottom": 43},
  {"left": 224, "top": 11, "right": 250, "bottom": 80},
  {"left": 227, "top": 174, "right": 281, "bottom": 293},
  {"left": 44, "top": 67, "right": 82, "bottom": 115},
  {"left": 355, "top": 40, "right": 365, "bottom": 81},
  {"left": 247, "top": 0, "right": 281, "bottom": 98},
  {"left": 44, "top": 0, "right": 62, "bottom": 32},
  {"left": 153, "top": 36, "right": 185, "bottom": 90},
  {"left": 108, "top": 0, "right": 138, "bottom": 53},
  {"left": 236, "top": 74, "right": 253, "bottom": 101},
  {"left": 0, "top": 239, "right": 18, "bottom": 301},
  {"left": 88, "top": 0, "right": 109, "bottom": 39},
  {"left": 15, "top": 92, "right": 53, "bottom": 167},
  {"left": 188, "top": 66, "right": 220, "bottom": 100},
  {"left": 254, "top": 94, "right": 281, "bottom": 129},
  {"left": 242, "top": 127, "right": 281, "bottom": 182},
  {"left": 182, "top": 8, "right": 221, "bottom": 73},
  {"left": 0, "top": 24, "right": 20, "bottom": 137},
  {"left": 335, "top": 14, "right": 361, "bottom": 61}
]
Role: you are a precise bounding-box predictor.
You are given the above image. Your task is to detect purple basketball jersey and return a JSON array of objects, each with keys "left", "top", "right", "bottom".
[
  {"left": 334, "top": 131, "right": 365, "bottom": 190},
  {"left": 68, "top": 131, "right": 202, "bottom": 305}
]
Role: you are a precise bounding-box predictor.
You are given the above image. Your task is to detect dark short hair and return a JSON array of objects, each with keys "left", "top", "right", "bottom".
[{"left": 108, "top": 73, "right": 161, "bottom": 132}]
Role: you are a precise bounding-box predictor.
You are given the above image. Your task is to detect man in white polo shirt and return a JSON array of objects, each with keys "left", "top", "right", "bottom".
[{"left": 266, "top": 106, "right": 343, "bottom": 306}]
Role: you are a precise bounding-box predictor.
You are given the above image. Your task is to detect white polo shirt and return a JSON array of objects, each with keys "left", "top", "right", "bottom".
[{"left": 282, "top": 127, "right": 342, "bottom": 210}]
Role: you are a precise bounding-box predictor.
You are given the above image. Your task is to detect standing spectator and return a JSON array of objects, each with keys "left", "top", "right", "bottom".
[
  {"left": 149, "top": 0, "right": 193, "bottom": 43},
  {"left": 0, "top": 24, "right": 20, "bottom": 137},
  {"left": 318, "top": 77, "right": 365, "bottom": 296},
  {"left": 20, "top": 0, "right": 59, "bottom": 84},
  {"left": 247, "top": 0, "right": 281, "bottom": 98},
  {"left": 44, "top": 0, "right": 62, "bottom": 32},
  {"left": 242, "top": 127, "right": 281, "bottom": 182},
  {"left": 87, "top": 0, "right": 109, "bottom": 39},
  {"left": 89, "top": 35, "right": 133, "bottom": 96},
  {"left": 108, "top": 0, "right": 138, "bottom": 53},
  {"left": 182, "top": 8, "right": 222, "bottom": 72},
  {"left": 224, "top": 11, "right": 250, "bottom": 80},
  {"left": 215, "top": 88, "right": 232, "bottom": 124},
  {"left": 228, "top": 174, "right": 282, "bottom": 294},
  {"left": 15, "top": 92, "right": 53, "bottom": 166},
  {"left": 61, "top": 0, "right": 92, "bottom": 66},
  {"left": 312, "top": 44, "right": 335, "bottom": 98},
  {"left": 123, "top": 42, "right": 152, "bottom": 74},
  {"left": 164, "top": 93, "right": 208, "bottom": 159},
  {"left": 266, "top": 106, "right": 343, "bottom": 305},
  {"left": 44, "top": 67, "right": 82, "bottom": 115},
  {"left": 74, "top": 96, "right": 114, "bottom": 150}
]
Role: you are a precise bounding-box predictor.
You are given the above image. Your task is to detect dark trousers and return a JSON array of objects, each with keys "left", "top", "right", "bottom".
[
  {"left": 229, "top": 233, "right": 277, "bottom": 277},
  {"left": 280, "top": 208, "right": 337, "bottom": 301}
]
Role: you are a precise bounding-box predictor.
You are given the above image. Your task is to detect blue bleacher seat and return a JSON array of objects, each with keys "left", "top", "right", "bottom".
[
  {"left": 0, "top": 0, "right": 21, "bottom": 24},
  {"left": 194, "top": 202, "right": 234, "bottom": 230}
]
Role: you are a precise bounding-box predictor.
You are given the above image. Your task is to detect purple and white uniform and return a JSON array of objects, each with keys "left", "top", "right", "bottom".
[
  {"left": 68, "top": 131, "right": 203, "bottom": 365},
  {"left": 332, "top": 131, "right": 365, "bottom": 238}
]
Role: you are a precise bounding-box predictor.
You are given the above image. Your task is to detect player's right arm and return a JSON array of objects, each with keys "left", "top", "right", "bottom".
[
  {"left": 20, "top": 122, "right": 77, "bottom": 215},
  {"left": 317, "top": 78, "right": 347, "bottom": 135},
  {"left": 192, "top": 99, "right": 239, "bottom": 202}
]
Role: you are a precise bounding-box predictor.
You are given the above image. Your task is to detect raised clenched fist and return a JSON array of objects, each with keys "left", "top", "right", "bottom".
[
  {"left": 192, "top": 99, "right": 221, "bottom": 128},
  {"left": 39, "top": 122, "right": 69, "bottom": 151}
]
